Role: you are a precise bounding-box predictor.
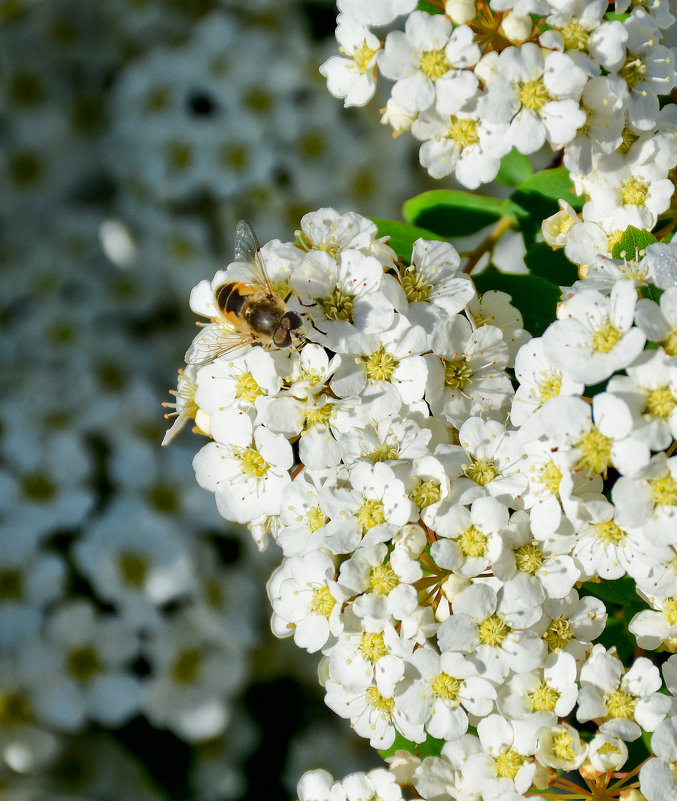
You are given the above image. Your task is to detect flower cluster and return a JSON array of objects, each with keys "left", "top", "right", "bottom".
[
  {"left": 320, "top": 0, "right": 677, "bottom": 193},
  {"left": 170, "top": 204, "right": 677, "bottom": 800}
]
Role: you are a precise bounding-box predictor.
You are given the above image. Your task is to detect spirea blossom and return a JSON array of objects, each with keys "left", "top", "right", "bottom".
[{"left": 170, "top": 191, "right": 677, "bottom": 801}]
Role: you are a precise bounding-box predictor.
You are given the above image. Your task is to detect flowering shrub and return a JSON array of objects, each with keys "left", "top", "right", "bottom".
[{"left": 166, "top": 2, "right": 677, "bottom": 800}]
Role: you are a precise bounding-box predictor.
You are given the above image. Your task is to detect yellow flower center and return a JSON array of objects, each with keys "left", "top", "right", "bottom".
[
  {"left": 366, "top": 346, "right": 398, "bottom": 382},
  {"left": 357, "top": 499, "right": 386, "bottom": 532},
  {"left": 401, "top": 266, "right": 432, "bottom": 302},
  {"left": 306, "top": 506, "right": 327, "bottom": 531},
  {"left": 365, "top": 685, "right": 394, "bottom": 715},
  {"left": 235, "top": 372, "right": 264, "bottom": 404},
  {"left": 478, "top": 613, "right": 511, "bottom": 646},
  {"left": 538, "top": 459, "right": 562, "bottom": 495},
  {"left": 353, "top": 41, "right": 378, "bottom": 73},
  {"left": 310, "top": 586, "right": 336, "bottom": 617},
  {"left": 171, "top": 649, "right": 203, "bottom": 685},
  {"left": 410, "top": 479, "right": 442, "bottom": 510},
  {"left": 304, "top": 404, "right": 333, "bottom": 428},
  {"left": 448, "top": 117, "right": 480, "bottom": 149},
  {"left": 458, "top": 524, "right": 488, "bottom": 558},
  {"left": 496, "top": 747, "right": 525, "bottom": 779},
  {"left": 662, "top": 328, "right": 677, "bottom": 357},
  {"left": 621, "top": 53, "right": 648, "bottom": 89},
  {"left": 536, "top": 371, "right": 562, "bottom": 403},
  {"left": 236, "top": 445, "right": 269, "bottom": 478},
  {"left": 67, "top": 646, "right": 102, "bottom": 683},
  {"left": 118, "top": 551, "right": 148, "bottom": 587},
  {"left": 552, "top": 730, "right": 576, "bottom": 761},
  {"left": 590, "top": 318, "right": 622, "bottom": 353},
  {"left": 359, "top": 632, "right": 388, "bottom": 663},
  {"left": 649, "top": 473, "right": 677, "bottom": 508},
  {"left": 519, "top": 77, "right": 551, "bottom": 112},
  {"left": 664, "top": 596, "right": 677, "bottom": 626},
  {"left": 368, "top": 443, "right": 400, "bottom": 463},
  {"left": 369, "top": 563, "right": 399, "bottom": 594},
  {"left": 646, "top": 386, "right": 676, "bottom": 420},
  {"left": 419, "top": 48, "right": 451, "bottom": 80},
  {"left": 515, "top": 542, "right": 544, "bottom": 574},
  {"left": 543, "top": 618, "right": 573, "bottom": 652},
  {"left": 560, "top": 19, "right": 590, "bottom": 51},
  {"left": 432, "top": 672, "right": 461, "bottom": 701},
  {"left": 575, "top": 426, "right": 612, "bottom": 475},
  {"left": 318, "top": 285, "right": 355, "bottom": 322},
  {"left": 604, "top": 688, "right": 637, "bottom": 719},
  {"left": 444, "top": 356, "right": 473, "bottom": 390},
  {"left": 591, "top": 520, "right": 626, "bottom": 545},
  {"left": 620, "top": 176, "right": 649, "bottom": 206},
  {"left": 528, "top": 680, "right": 559, "bottom": 712},
  {"left": 0, "top": 693, "right": 33, "bottom": 726},
  {"left": 464, "top": 458, "right": 499, "bottom": 486},
  {"left": 0, "top": 569, "right": 22, "bottom": 600}
]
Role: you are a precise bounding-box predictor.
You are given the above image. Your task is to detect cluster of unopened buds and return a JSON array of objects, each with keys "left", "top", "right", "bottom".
[{"left": 166, "top": 204, "right": 677, "bottom": 801}]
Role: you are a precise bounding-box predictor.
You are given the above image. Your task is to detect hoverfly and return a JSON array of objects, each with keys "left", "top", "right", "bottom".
[{"left": 185, "top": 220, "right": 306, "bottom": 366}]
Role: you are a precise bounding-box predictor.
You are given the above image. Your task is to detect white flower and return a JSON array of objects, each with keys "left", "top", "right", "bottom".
[
  {"left": 479, "top": 43, "right": 588, "bottom": 153},
  {"left": 392, "top": 238, "right": 475, "bottom": 329},
  {"left": 380, "top": 13, "right": 478, "bottom": 113},
  {"left": 25, "top": 600, "right": 141, "bottom": 731},
  {"left": 193, "top": 411, "right": 292, "bottom": 524},
  {"left": 535, "top": 722, "right": 588, "bottom": 771},
  {"left": 396, "top": 647, "right": 496, "bottom": 741},
  {"left": 142, "top": 612, "right": 246, "bottom": 743},
  {"left": 541, "top": 280, "right": 645, "bottom": 385},
  {"left": 511, "top": 336, "right": 584, "bottom": 427},
  {"left": 639, "top": 717, "right": 677, "bottom": 801},
  {"left": 430, "top": 495, "right": 509, "bottom": 579},
  {"left": 320, "top": 15, "right": 381, "bottom": 108},
  {"left": 269, "top": 551, "right": 345, "bottom": 653},
  {"left": 412, "top": 101, "right": 511, "bottom": 187},
  {"left": 577, "top": 646, "right": 671, "bottom": 741},
  {"left": 497, "top": 651, "right": 578, "bottom": 720},
  {"left": 437, "top": 580, "right": 547, "bottom": 682},
  {"left": 425, "top": 317, "right": 513, "bottom": 428}
]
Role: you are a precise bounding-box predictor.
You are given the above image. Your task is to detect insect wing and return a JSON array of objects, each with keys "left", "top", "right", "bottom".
[
  {"left": 234, "top": 219, "right": 274, "bottom": 296},
  {"left": 185, "top": 321, "right": 257, "bottom": 366}
]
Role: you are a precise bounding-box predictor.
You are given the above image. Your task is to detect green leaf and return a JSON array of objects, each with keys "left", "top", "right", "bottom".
[
  {"left": 472, "top": 269, "right": 561, "bottom": 337},
  {"left": 610, "top": 226, "right": 658, "bottom": 260},
  {"left": 643, "top": 285, "right": 663, "bottom": 304},
  {"left": 596, "top": 618, "right": 636, "bottom": 665},
  {"left": 524, "top": 242, "right": 578, "bottom": 286},
  {"left": 402, "top": 190, "right": 519, "bottom": 237},
  {"left": 511, "top": 168, "right": 583, "bottom": 242},
  {"left": 580, "top": 577, "right": 640, "bottom": 606},
  {"left": 370, "top": 218, "right": 447, "bottom": 261},
  {"left": 417, "top": 0, "right": 444, "bottom": 13},
  {"left": 378, "top": 733, "right": 445, "bottom": 761},
  {"left": 495, "top": 149, "right": 533, "bottom": 187}
]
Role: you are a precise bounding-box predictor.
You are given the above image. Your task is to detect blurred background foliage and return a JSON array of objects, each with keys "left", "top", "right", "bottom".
[{"left": 0, "top": 0, "right": 430, "bottom": 798}]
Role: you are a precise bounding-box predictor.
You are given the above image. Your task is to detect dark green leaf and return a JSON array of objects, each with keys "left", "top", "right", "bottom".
[
  {"left": 379, "top": 733, "right": 445, "bottom": 760},
  {"left": 596, "top": 618, "right": 636, "bottom": 664},
  {"left": 370, "top": 218, "right": 447, "bottom": 261},
  {"left": 495, "top": 149, "right": 533, "bottom": 187},
  {"left": 610, "top": 226, "right": 658, "bottom": 260},
  {"left": 471, "top": 269, "right": 561, "bottom": 337},
  {"left": 580, "top": 577, "right": 640, "bottom": 606},
  {"left": 403, "top": 190, "right": 518, "bottom": 237},
  {"left": 524, "top": 241, "right": 578, "bottom": 286}
]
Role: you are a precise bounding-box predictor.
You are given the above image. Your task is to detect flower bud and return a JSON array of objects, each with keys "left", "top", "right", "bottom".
[
  {"left": 445, "top": 0, "right": 475, "bottom": 25},
  {"left": 502, "top": 11, "right": 532, "bottom": 44}
]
